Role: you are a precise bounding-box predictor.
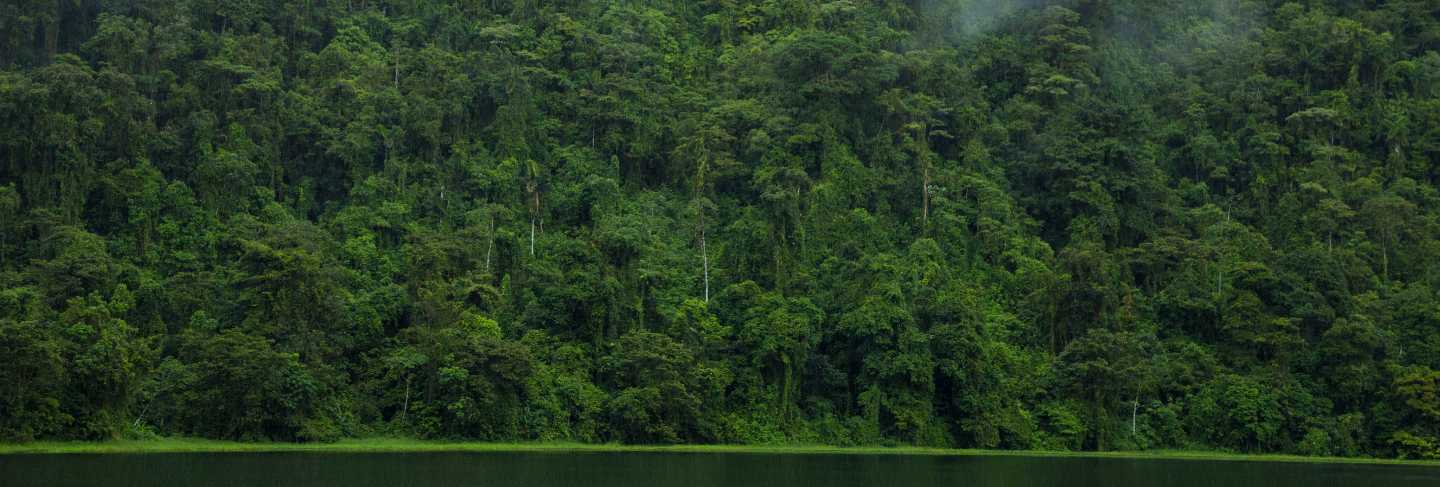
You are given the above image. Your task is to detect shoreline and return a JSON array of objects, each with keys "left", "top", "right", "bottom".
[{"left": 1, "top": 439, "right": 1437, "bottom": 466}]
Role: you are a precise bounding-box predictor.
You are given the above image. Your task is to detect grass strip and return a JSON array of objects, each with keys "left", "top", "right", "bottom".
[{"left": 1, "top": 439, "right": 1436, "bottom": 467}]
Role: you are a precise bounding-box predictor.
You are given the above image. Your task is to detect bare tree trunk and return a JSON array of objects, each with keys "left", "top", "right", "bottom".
[
  {"left": 528, "top": 186, "right": 540, "bottom": 258},
  {"left": 401, "top": 376, "right": 412, "bottom": 420},
  {"left": 699, "top": 210, "right": 710, "bottom": 303},
  {"left": 132, "top": 402, "right": 150, "bottom": 429},
  {"left": 922, "top": 162, "right": 930, "bottom": 226},
  {"left": 702, "top": 233, "right": 710, "bottom": 304},
  {"left": 484, "top": 212, "right": 494, "bottom": 273},
  {"left": 1131, "top": 396, "right": 1138, "bottom": 438}
]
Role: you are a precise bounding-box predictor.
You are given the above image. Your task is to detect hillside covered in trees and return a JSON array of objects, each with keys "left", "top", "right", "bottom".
[{"left": 3, "top": 0, "right": 1440, "bottom": 459}]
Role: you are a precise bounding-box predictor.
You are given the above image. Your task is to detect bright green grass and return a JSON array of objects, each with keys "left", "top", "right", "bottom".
[{"left": 1, "top": 438, "right": 1437, "bottom": 467}]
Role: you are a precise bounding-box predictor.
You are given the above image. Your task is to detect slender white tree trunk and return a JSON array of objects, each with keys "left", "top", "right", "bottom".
[
  {"left": 484, "top": 213, "right": 494, "bottom": 272},
  {"left": 402, "top": 376, "right": 412, "bottom": 419},
  {"left": 1131, "top": 396, "right": 1139, "bottom": 437},
  {"left": 529, "top": 188, "right": 541, "bottom": 257},
  {"left": 702, "top": 227, "right": 710, "bottom": 303}
]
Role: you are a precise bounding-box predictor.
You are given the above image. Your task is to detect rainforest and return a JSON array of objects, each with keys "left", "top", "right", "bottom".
[{"left": 2, "top": 0, "right": 1440, "bottom": 461}]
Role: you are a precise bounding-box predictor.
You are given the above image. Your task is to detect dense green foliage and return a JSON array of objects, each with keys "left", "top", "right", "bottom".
[{"left": 2, "top": 0, "right": 1440, "bottom": 459}]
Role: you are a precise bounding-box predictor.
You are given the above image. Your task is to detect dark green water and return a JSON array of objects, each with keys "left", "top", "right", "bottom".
[{"left": 2, "top": 452, "right": 1437, "bottom": 487}]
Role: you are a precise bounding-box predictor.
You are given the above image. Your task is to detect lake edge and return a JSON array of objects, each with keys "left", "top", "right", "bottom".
[{"left": 2, "top": 439, "right": 1438, "bottom": 467}]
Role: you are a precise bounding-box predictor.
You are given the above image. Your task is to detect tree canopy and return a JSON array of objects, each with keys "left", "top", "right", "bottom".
[{"left": 3, "top": 0, "right": 1440, "bottom": 459}]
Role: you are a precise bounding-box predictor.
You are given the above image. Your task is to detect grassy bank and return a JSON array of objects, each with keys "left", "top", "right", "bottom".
[{"left": 1, "top": 439, "right": 1437, "bottom": 466}]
